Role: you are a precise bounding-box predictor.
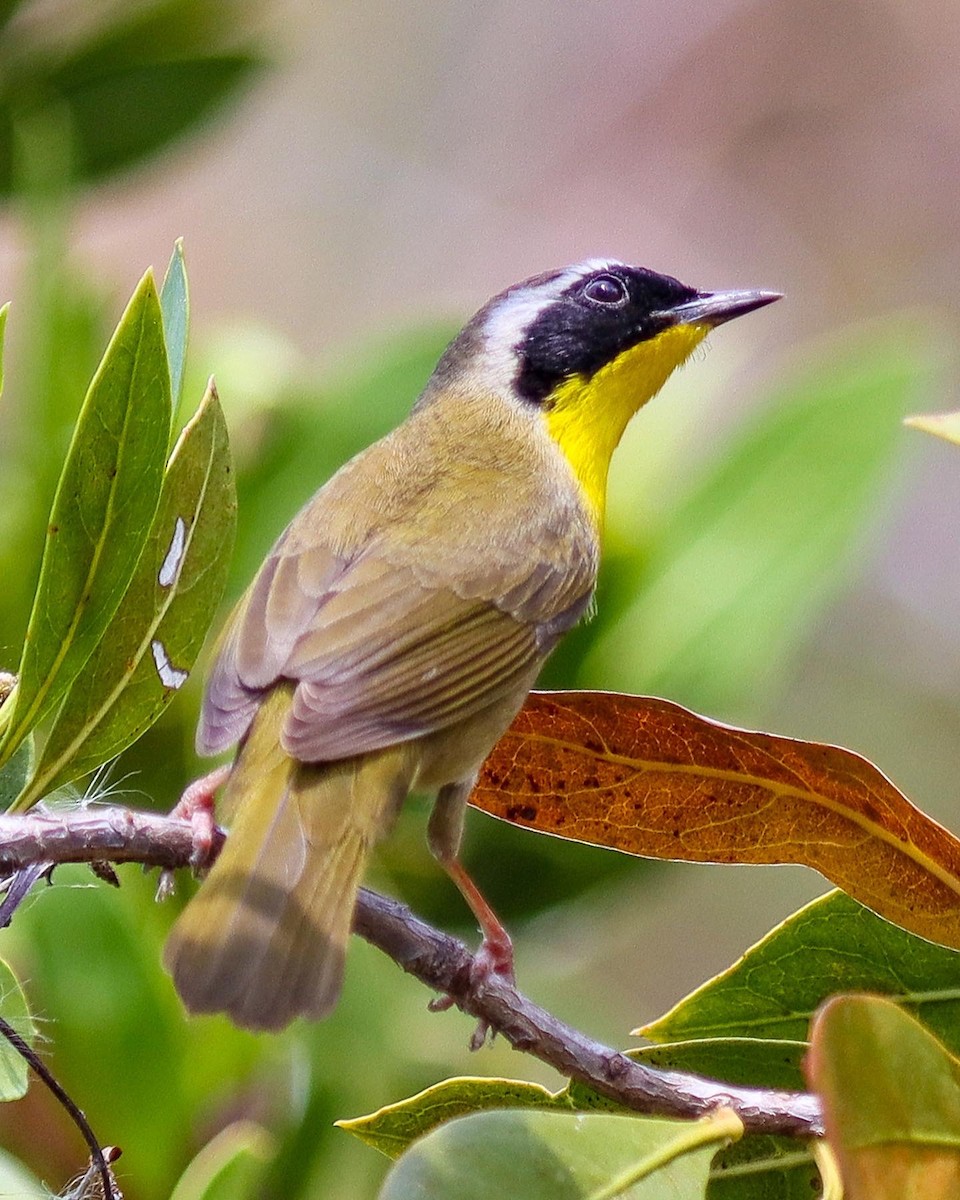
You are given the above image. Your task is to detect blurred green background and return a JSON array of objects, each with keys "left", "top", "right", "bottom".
[{"left": 0, "top": 1, "right": 956, "bottom": 1197}]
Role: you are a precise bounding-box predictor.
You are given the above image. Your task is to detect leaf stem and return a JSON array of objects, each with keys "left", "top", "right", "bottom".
[{"left": 0, "top": 1013, "right": 118, "bottom": 1198}]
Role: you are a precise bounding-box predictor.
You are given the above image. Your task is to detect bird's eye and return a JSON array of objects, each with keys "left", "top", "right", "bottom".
[{"left": 581, "top": 274, "right": 628, "bottom": 306}]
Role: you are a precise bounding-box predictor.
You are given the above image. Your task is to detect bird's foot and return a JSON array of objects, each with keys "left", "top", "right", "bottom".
[
  {"left": 428, "top": 928, "right": 515, "bottom": 1050},
  {"left": 168, "top": 765, "right": 230, "bottom": 869},
  {"left": 157, "top": 766, "right": 231, "bottom": 900}
]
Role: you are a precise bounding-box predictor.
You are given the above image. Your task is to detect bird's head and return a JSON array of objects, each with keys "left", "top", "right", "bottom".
[{"left": 428, "top": 259, "right": 780, "bottom": 525}]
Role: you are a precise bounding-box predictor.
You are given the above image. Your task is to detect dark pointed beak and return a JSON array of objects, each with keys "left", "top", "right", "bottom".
[{"left": 653, "top": 288, "right": 783, "bottom": 329}]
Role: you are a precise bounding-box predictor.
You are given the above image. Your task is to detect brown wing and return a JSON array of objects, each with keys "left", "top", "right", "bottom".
[{"left": 199, "top": 531, "right": 592, "bottom": 763}]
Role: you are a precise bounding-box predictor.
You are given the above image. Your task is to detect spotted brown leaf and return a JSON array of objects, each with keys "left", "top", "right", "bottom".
[{"left": 471, "top": 692, "right": 960, "bottom": 950}]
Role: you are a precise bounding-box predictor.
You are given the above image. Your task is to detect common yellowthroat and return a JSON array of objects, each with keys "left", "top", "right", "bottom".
[{"left": 165, "top": 260, "right": 779, "bottom": 1030}]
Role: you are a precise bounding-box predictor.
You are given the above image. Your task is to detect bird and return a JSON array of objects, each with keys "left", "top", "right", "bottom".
[{"left": 164, "top": 258, "right": 780, "bottom": 1031}]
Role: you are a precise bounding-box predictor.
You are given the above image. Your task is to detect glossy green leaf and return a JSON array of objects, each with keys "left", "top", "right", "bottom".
[
  {"left": 625, "top": 1045, "right": 817, "bottom": 1200},
  {"left": 587, "top": 322, "right": 934, "bottom": 712},
  {"left": 707, "top": 1139, "right": 817, "bottom": 1200},
  {"left": 0, "top": 271, "right": 170, "bottom": 777},
  {"left": 643, "top": 890, "right": 960, "bottom": 1050},
  {"left": 0, "top": 735, "right": 32, "bottom": 809},
  {"left": 0, "top": 269, "right": 109, "bottom": 684},
  {"left": 379, "top": 1108, "right": 741, "bottom": 1200},
  {"left": 0, "top": 957, "right": 35, "bottom": 1100},
  {"left": 162, "top": 239, "right": 189, "bottom": 415},
  {"left": 170, "top": 1121, "right": 274, "bottom": 1200},
  {"left": 348, "top": 1051, "right": 815, "bottom": 1199},
  {"left": 20, "top": 380, "right": 235, "bottom": 804},
  {"left": 339, "top": 1076, "right": 571, "bottom": 1159},
  {"left": 809, "top": 995, "right": 960, "bottom": 1198}
]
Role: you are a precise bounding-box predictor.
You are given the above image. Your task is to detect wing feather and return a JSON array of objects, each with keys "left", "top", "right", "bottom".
[{"left": 198, "top": 416, "right": 599, "bottom": 764}]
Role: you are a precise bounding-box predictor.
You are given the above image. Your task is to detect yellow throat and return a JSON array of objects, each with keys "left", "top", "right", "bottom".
[{"left": 545, "top": 322, "right": 708, "bottom": 527}]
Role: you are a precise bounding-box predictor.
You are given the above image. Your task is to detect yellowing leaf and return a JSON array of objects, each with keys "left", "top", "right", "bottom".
[
  {"left": 471, "top": 692, "right": 960, "bottom": 951},
  {"left": 808, "top": 995, "right": 960, "bottom": 1199}
]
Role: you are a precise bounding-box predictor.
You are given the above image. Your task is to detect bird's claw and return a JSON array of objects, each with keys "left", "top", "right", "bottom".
[
  {"left": 157, "top": 766, "right": 231, "bottom": 900},
  {"left": 169, "top": 765, "right": 230, "bottom": 870},
  {"left": 429, "top": 931, "right": 516, "bottom": 1049}
]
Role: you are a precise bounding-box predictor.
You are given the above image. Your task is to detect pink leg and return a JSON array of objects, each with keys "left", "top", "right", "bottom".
[
  {"left": 442, "top": 857, "right": 514, "bottom": 981},
  {"left": 427, "top": 781, "right": 515, "bottom": 1049},
  {"left": 169, "top": 764, "right": 231, "bottom": 869}
]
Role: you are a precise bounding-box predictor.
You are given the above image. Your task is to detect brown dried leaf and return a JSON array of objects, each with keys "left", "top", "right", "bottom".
[{"left": 471, "top": 692, "right": 960, "bottom": 949}]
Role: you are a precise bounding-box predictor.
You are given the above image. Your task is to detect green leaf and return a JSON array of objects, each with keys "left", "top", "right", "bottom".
[
  {"left": 0, "top": 736, "right": 32, "bottom": 809},
  {"left": 0, "top": 270, "right": 170, "bottom": 778},
  {"left": 0, "top": 270, "right": 108, "bottom": 686},
  {"left": 341, "top": 1052, "right": 816, "bottom": 1199},
  {"left": 0, "top": 957, "right": 35, "bottom": 1100},
  {"left": 48, "top": 56, "right": 261, "bottom": 184},
  {"left": 707, "top": 1140, "right": 819, "bottom": 1200},
  {"left": 378, "top": 1108, "right": 742, "bottom": 1200},
  {"left": 161, "top": 238, "right": 189, "bottom": 416},
  {"left": 0, "top": 0, "right": 264, "bottom": 192},
  {"left": 809, "top": 995, "right": 960, "bottom": 1198},
  {"left": 586, "top": 321, "right": 934, "bottom": 712},
  {"left": 170, "top": 1121, "right": 274, "bottom": 1200},
  {"left": 0, "top": 1147, "right": 44, "bottom": 1198},
  {"left": 339, "top": 1077, "right": 571, "bottom": 1159},
  {"left": 643, "top": 890, "right": 960, "bottom": 1049},
  {"left": 569, "top": 1043, "right": 817, "bottom": 1200},
  {"left": 19, "top": 380, "right": 235, "bottom": 804}
]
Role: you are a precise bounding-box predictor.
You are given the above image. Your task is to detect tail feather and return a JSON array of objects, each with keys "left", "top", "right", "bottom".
[{"left": 165, "top": 690, "right": 411, "bottom": 1031}]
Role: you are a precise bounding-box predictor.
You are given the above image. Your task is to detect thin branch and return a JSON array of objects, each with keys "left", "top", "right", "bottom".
[
  {"left": 0, "top": 805, "right": 823, "bottom": 1138},
  {"left": 352, "top": 888, "right": 823, "bottom": 1137},
  {"left": 0, "top": 807, "right": 225, "bottom": 870}
]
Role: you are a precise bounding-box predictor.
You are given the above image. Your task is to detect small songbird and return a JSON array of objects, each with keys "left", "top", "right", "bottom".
[{"left": 164, "top": 259, "right": 779, "bottom": 1030}]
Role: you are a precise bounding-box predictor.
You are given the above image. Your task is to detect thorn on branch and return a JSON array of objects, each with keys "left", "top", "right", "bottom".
[{"left": 90, "top": 861, "right": 120, "bottom": 888}]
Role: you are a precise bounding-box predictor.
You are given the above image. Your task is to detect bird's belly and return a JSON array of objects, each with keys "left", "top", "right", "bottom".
[{"left": 413, "top": 666, "right": 539, "bottom": 792}]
